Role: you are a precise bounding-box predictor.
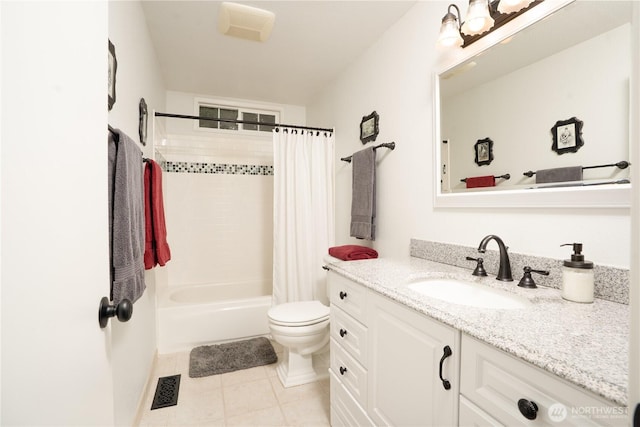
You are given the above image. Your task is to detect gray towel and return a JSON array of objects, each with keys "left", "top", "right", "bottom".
[
  {"left": 350, "top": 147, "right": 376, "bottom": 240},
  {"left": 108, "top": 130, "right": 146, "bottom": 304},
  {"left": 536, "top": 166, "right": 583, "bottom": 184}
]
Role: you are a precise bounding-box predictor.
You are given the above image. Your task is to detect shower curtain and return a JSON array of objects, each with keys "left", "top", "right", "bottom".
[{"left": 272, "top": 129, "right": 335, "bottom": 306}]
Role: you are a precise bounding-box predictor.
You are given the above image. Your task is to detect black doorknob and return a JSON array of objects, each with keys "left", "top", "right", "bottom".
[
  {"left": 339, "top": 366, "right": 347, "bottom": 375},
  {"left": 339, "top": 291, "right": 347, "bottom": 300},
  {"left": 98, "top": 297, "right": 133, "bottom": 328},
  {"left": 517, "top": 398, "right": 539, "bottom": 420},
  {"left": 339, "top": 328, "right": 348, "bottom": 338}
]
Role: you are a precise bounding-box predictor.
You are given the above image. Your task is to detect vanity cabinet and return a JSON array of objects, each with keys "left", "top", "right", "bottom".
[
  {"left": 328, "top": 271, "right": 460, "bottom": 426},
  {"left": 367, "top": 290, "right": 460, "bottom": 426},
  {"left": 328, "top": 271, "right": 372, "bottom": 426},
  {"left": 460, "top": 334, "right": 626, "bottom": 426}
]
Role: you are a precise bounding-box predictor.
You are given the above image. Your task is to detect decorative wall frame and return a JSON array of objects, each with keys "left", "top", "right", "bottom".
[
  {"left": 108, "top": 40, "right": 117, "bottom": 111},
  {"left": 474, "top": 138, "right": 494, "bottom": 166},
  {"left": 360, "top": 111, "right": 379, "bottom": 144},
  {"left": 551, "top": 117, "right": 583, "bottom": 154},
  {"left": 139, "top": 98, "right": 148, "bottom": 146}
]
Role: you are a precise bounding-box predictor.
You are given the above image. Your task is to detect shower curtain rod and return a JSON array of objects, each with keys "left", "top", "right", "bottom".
[{"left": 154, "top": 112, "right": 334, "bottom": 133}]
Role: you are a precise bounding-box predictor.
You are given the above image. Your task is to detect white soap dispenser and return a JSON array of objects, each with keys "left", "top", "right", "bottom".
[{"left": 560, "top": 243, "right": 594, "bottom": 303}]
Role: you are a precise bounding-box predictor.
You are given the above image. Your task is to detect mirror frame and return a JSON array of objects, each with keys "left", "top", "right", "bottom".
[{"left": 433, "top": 0, "right": 632, "bottom": 209}]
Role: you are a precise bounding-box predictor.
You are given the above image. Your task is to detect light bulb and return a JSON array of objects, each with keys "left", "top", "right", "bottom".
[
  {"left": 437, "top": 6, "right": 463, "bottom": 48},
  {"left": 498, "top": 0, "right": 534, "bottom": 14},
  {"left": 461, "top": 0, "right": 494, "bottom": 36}
]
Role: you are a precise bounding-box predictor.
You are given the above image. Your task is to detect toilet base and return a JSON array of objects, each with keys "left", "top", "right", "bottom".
[{"left": 275, "top": 347, "right": 329, "bottom": 388}]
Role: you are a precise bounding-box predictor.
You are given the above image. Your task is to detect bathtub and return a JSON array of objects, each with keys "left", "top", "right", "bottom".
[{"left": 157, "top": 281, "right": 272, "bottom": 354}]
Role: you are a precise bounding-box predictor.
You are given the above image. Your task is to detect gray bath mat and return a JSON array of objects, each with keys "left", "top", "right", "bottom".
[{"left": 189, "top": 337, "right": 278, "bottom": 378}]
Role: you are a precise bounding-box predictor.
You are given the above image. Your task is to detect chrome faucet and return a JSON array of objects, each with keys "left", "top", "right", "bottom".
[{"left": 477, "top": 235, "right": 513, "bottom": 282}]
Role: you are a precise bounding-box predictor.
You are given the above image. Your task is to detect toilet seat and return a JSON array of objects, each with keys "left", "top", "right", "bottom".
[{"left": 268, "top": 301, "right": 330, "bottom": 326}]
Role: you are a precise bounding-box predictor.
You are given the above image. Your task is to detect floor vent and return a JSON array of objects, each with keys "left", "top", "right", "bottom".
[{"left": 151, "top": 374, "right": 181, "bottom": 410}]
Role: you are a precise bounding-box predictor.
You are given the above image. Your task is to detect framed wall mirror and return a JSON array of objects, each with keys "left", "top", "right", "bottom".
[{"left": 434, "top": 0, "right": 633, "bottom": 208}]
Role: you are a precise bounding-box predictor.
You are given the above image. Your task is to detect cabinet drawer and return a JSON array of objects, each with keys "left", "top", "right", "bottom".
[
  {"left": 328, "top": 271, "right": 367, "bottom": 323},
  {"left": 330, "top": 337, "right": 367, "bottom": 408},
  {"left": 330, "top": 371, "right": 374, "bottom": 427},
  {"left": 461, "top": 334, "right": 626, "bottom": 426},
  {"left": 330, "top": 305, "right": 367, "bottom": 365},
  {"left": 459, "top": 395, "right": 503, "bottom": 427}
]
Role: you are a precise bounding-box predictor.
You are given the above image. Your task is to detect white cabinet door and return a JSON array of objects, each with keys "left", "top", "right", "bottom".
[
  {"left": 367, "top": 291, "right": 460, "bottom": 426},
  {"left": 2, "top": 2, "right": 115, "bottom": 424}
]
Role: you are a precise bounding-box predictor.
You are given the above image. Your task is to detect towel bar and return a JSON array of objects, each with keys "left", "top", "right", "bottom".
[
  {"left": 341, "top": 142, "right": 395, "bottom": 163},
  {"left": 523, "top": 161, "right": 630, "bottom": 177},
  {"left": 460, "top": 173, "right": 510, "bottom": 183}
]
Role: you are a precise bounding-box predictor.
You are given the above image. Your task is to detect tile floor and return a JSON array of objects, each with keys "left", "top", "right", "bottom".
[{"left": 136, "top": 340, "right": 331, "bottom": 426}]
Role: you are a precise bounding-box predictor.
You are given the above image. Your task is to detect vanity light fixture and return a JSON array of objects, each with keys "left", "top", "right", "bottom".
[{"left": 437, "top": 0, "right": 541, "bottom": 48}]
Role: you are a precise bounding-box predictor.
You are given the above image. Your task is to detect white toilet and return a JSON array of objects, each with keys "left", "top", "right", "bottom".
[{"left": 268, "top": 300, "right": 330, "bottom": 388}]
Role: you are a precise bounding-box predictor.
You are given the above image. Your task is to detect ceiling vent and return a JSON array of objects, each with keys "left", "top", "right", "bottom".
[{"left": 218, "top": 2, "right": 275, "bottom": 42}]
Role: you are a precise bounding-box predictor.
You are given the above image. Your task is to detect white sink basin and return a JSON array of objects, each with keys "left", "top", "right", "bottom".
[{"left": 407, "top": 278, "right": 532, "bottom": 310}]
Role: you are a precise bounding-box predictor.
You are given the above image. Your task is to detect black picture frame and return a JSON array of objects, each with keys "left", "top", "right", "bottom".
[
  {"left": 108, "top": 40, "right": 117, "bottom": 111},
  {"left": 360, "top": 111, "right": 379, "bottom": 144},
  {"left": 139, "top": 98, "right": 148, "bottom": 146},
  {"left": 474, "top": 138, "right": 493, "bottom": 166},
  {"left": 551, "top": 117, "right": 584, "bottom": 154}
]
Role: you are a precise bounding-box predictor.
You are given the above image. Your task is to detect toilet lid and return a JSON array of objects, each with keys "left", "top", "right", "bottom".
[{"left": 268, "top": 301, "right": 330, "bottom": 326}]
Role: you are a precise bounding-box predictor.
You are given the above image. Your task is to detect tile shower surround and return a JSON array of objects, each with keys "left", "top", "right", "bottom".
[
  {"left": 410, "top": 239, "right": 629, "bottom": 305},
  {"left": 163, "top": 161, "right": 273, "bottom": 176}
]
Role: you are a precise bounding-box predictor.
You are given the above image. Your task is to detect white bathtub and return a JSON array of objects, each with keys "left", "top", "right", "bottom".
[{"left": 157, "top": 281, "right": 272, "bottom": 354}]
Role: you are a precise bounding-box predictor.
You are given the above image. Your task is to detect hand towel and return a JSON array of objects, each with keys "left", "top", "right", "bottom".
[
  {"left": 329, "top": 245, "right": 378, "bottom": 261},
  {"left": 535, "top": 166, "right": 583, "bottom": 184},
  {"left": 108, "top": 130, "right": 146, "bottom": 304},
  {"left": 144, "top": 159, "right": 172, "bottom": 269},
  {"left": 350, "top": 147, "right": 376, "bottom": 240},
  {"left": 465, "top": 175, "right": 495, "bottom": 189}
]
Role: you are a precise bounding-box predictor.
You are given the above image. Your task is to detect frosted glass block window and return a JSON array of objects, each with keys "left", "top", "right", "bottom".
[
  {"left": 219, "top": 108, "right": 238, "bottom": 130},
  {"left": 258, "top": 114, "right": 276, "bottom": 132},
  {"left": 198, "top": 102, "right": 279, "bottom": 134},
  {"left": 199, "top": 106, "right": 219, "bottom": 129},
  {"left": 242, "top": 112, "right": 276, "bottom": 132}
]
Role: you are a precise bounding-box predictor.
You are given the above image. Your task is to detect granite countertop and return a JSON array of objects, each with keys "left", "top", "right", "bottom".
[{"left": 325, "top": 256, "right": 629, "bottom": 406}]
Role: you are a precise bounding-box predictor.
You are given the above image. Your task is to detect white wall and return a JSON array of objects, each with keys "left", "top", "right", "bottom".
[
  {"left": 443, "top": 24, "right": 630, "bottom": 189},
  {"left": 307, "top": 1, "right": 631, "bottom": 268},
  {"left": 108, "top": 1, "right": 166, "bottom": 425}
]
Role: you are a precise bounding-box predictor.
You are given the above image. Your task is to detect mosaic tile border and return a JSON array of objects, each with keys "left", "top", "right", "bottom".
[
  {"left": 410, "top": 238, "right": 629, "bottom": 305},
  {"left": 163, "top": 161, "right": 273, "bottom": 176}
]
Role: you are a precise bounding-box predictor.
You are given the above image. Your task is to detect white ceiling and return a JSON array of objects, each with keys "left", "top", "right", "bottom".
[{"left": 141, "top": 1, "right": 417, "bottom": 106}]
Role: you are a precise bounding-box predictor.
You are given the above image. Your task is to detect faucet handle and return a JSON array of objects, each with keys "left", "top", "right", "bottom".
[
  {"left": 518, "top": 266, "right": 550, "bottom": 288},
  {"left": 466, "top": 256, "right": 488, "bottom": 277}
]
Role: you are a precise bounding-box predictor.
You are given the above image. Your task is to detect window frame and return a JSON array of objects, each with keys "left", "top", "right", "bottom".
[{"left": 194, "top": 97, "right": 281, "bottom": 135}]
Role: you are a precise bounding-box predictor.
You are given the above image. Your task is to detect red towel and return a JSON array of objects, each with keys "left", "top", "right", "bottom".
[
  {"left": 329, "top": 245, "right": 378, "bottom": 261},
  {"left": 465, "top": 175, "right": 495, "bottom": 189},
  {"left": 144, "top": 160, "right": 171, "bottom": 269}
]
